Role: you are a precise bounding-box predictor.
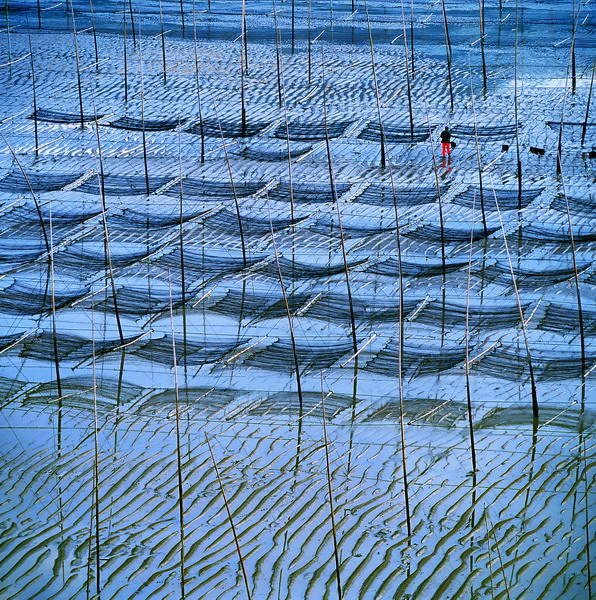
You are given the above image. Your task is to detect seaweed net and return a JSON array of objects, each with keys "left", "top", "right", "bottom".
[
  {"left": 367, "top": 256, "right": 468, "bottom": 278},
  {"left": 471, "top": 344, "right": 593, "bottom": 381},
  {"left": 452, "top": 187, "right": 543, "bottom": 210},
  {"left": 236, "top": 143, "right": 312, "bottom": 161},
  {"left": 538, "top": 302, "right": 596, "bottom": 335},
  {"left": 272, "top": 120, "right": 352, "bottom": 141},
  {"left": 139, "top": 386, "right": 243, "bottom": 416},
  {"left": 363, "top": 397, "right": 469, "bottom": 427},
  {"left": 301, "top": 293, "right": 420, "bottom": 323},
  {"left": 257, "top": 256, "right": 366, "bottom": 281},
  {"left": 0, "top": 281, "right": 86, "bottom": 315},
  {"left": 410, "top": 299, "right": 527, "bottom": 329},
  {"left": 354, "top": 184, "right": 444, "bottom": 207},
  {"left": 516, "top": 224, "right": 596, "bottom": 244},
  {"left": 364, "top": 340, "right": 467, "bottom": 377},
  {"left": 130, "top": 335, "right": 248, "bottom": 367},
  {"left": 481, "top": 260, "right": 591, "bottom": 288},
  {"left": 20, "top": 376, "right": 145, "bottom": 410},
  {"left": 163, "top": 178, "right": 264, "bottom": 199},
  {"left": 109, "top": 116, "right": 187, "bottom": 131},
  {"left": 476, "top": 405, "right": 596, "bottom": 431},
  {"left": 240, "top": 338, "right": 355, "bottom": 372},
  {"left": 550, "top": 193, "right": 595, "bottom": 217},
  {"left": 185, "top": 119, "right": 270, "bottom": 138},
  {"left": 77, "top": 174, "right": 173, "bottom": 196},
  {"left": 204, "top": 288, "right": 311, "bottom": 320},
  {"left": 202, "top": 209, "right": 301, "bottom": 237},
  {"left": 147, "top": 249, "right": 261, "bottom": 282},
  {"left": 77, "top": 285, "right": 185, "bottom": 316},
  {"left": 358, "top": 123, "right": 431, "bottom": 143},
  {"left": 11, "top": 331, "right": 134, "bottom": 362},
  {"left": 239, "top": 391, "right": 352, "bottom": 419},
  {"left": 0, "top": 171, "right": 83, "bottom": 193},
  {"left": 405, "top": 222, "right": 499, "bottom": 243},
  {"left": 29, "top": 109, "right": 102, "bottom": 123},
  {"left": 451, "top": 123, "right": 519, "bottom": 139},
  {"left": 267, "top": 182, "right": 351, "bottom": 204}
]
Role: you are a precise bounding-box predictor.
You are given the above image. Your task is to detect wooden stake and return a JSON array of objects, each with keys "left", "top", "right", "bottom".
[{"left": 205, "top": 433, "right": 253, "bottom": 600}]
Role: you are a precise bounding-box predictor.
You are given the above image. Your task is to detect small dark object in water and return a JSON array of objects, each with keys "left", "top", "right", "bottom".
[
  {"left": 502, "top": 144, "right": 509, "bottom": 151},
  {"left": 587, "top": 150, "right": 596, "bottom": 159},
  {"left": 451, "top": 141, "right": 457, "bottom": 149},
  {"left": 530, "top": 146, "right": 545, "bottom": 156}
]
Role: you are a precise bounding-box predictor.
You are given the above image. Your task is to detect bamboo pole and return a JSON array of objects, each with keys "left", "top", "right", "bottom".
[
  {"left": 440, "top": 0, "right": 454, "bottom": 112},
  {"left": 291, "top": 0, "right": 295, "bottom": 54},
  {"left": 93, "top": 103, "right": 125, "bottom": 344},
  {"left": 410, "top": 0, "right": 415, "bottom": 78},
  {"left": 581, "top": 58, "right": 595, "bottom": 146},
  {"left": 70, "top": 6, "right": 86, "bottom": 128},
  {"left": 123, "top": 0, "right": 128, "bottom": 103},
  {"left": 321, "top": 50, "right": 358, "bottom": 356},
  {"left": 398, "top": 0, "right": 415, "bottom": 139},
  {"left": 137, "top": 20, "right": 151, "bottom": 197},
  {"left": 478, "top": 0, "right": 487, "bottom": 93},
  {"left": 464, "top": 194, "right": 478, "bottom": 474},
  {"left": 28, "top": 35, "right": 39, "bottom": 158},
  {"left": 272, "top": 5, "right": 282, "bottom": 109},
  {"left": 205, "top": 433, "right": 253, "bottom": 600},
  {"left": 128, "top": 0, "right": 136, "bottom": 48},
  {"left": 159, "top": 0, "right": 167, "bottom": 84},
  {"left": 266, "top": 198, "right": 304, "bottom": 422},
  {"left": 88, "top": 0, "right": 99, "bottom": 72},
  {"left": 1, "top": 135, "right": 62, "bottom": 397},
  {"left": 90, "top": 305, "right": 102, "bottom": 600},
  {"left": 320, "top": 381, "right": 342, "bottom": 600},
  {"left": 242, "top": 0, "right": 248, "bottom": 73},
  {"left": 469, "top": 70, "right": 488, "bottom": 235},
  {"left": 421, "top": 87, "right": 447, "bottom": 278},
  {"left": 364, "top": 1, "right": 386, "bottom": 168},
  {"left": 488, "top": 175, "right": 538, "bottom": 419},
  {"left": 169, "top": 277, "right": 187, "bottom": 600},
  {"left": 192, "top": 1, "right": 205, "bottom": 163},
  {"left": 308, "top": 0, "right": 312, "bottom": 85},
  {"left": 513, "top": 0, "right": 522, "bottom": 207},
  {"left": 216, "top": 115, "right": 247, "bottom": 267}
]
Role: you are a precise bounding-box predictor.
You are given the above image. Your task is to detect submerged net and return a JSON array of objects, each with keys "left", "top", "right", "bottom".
[
  {"left": 273, "top": 120, "right": 352, "bottom": 141},
  {"left": 359, "top": 123, "right": 431, "bottom": 143}
]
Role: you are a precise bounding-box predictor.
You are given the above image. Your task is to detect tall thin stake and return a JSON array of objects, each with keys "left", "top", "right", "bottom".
[
  {"left": 70, "top": 6, "right": 86, "bottom": 128},
  {"left": 123, "top": 0, "right": 128, "bottom": 103},
  {"left": 469, "top": 70, "right": 488, "bottom": 235},
  {"left": 205, "top": 434, "right": 253, "bottom": 600},
  {"left": 440, "top": 0, "right": 454, "bottom": 111},
  {"left": 488, "top": 175, "right": 538, "bottom": 419},
  {"left": 581, "top": 58, "right": 595, "bottom": 146},
  {"left": 464, "top": 195, "right": 478, "bottom": 473},
  {"left": 1, "top": 135, "right": 62, "bottom": 397},
  {"left": 513, "top": 0, "right": 522, "bottom": 207},
  {"left": 93, "top": 103, "right": 125, "bottom": 343},
  {"left": 266, "top": 198, "right": 304, "bottom": 424},
  {"left": 169, "top": 277, "right": 187, "bottom": 600},
  {"left": 159, "top": 0, "right": 168, "bottom": 84},
  {"left": 90, "top": 305, "right": 101, "bottom": 599},
  {"left": 28, "top": 35, "right": 39, "bottom": 158},
  {"left": 365, "top": 1, "right": 386, "bottom": 168},
  {"left": 216, "top": 115, "right": 247, "bottom": 267},
  {"left": 320, "top": 381, "right": 342, "bottom": 600},
  {"left": 128, "top": 0, "right": 136, "bottom": 48},
  {"left": 192, "top": 0, "right": 205, "bottom": 163},
  {"left": 88, "top": 0, "right": 99, "bottom": 71}
]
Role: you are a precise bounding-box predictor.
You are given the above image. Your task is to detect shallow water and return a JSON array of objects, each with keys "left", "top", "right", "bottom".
[{"left": 0, "top": 1, "right": 594, "bottom": 599}]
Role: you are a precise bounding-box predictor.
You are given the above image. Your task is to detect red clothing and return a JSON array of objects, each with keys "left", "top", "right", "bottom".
[{"left": 441, "top": 142, "right": 451, "bottom": 157}]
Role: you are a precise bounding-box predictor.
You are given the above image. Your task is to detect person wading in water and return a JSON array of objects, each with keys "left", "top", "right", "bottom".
[{"left": 440, "top": 126, "right": 452, "bottom": 158}]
